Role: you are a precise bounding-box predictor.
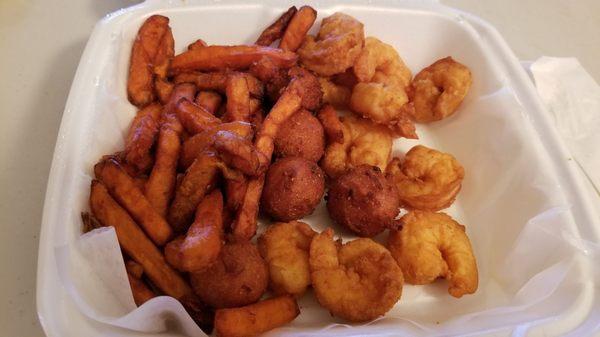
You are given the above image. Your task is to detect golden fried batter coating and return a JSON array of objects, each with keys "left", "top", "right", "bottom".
[
  {"left": 321, "top": 114, "right": 393, "bottom": 179},
  {"left": 327, "top": 165, "right": 400, "bottom": 237},
  {"left": 409, "top": 57, "right": 472, "bottom": 123},
  {"left": 388, "top": 211, "right": 478, "bottom": 298},
  {"left": 298, "top": 13, "right": 364, "bottom": 76},
  {"left": 309, "top": 228, "right": 403, "bottom": 322},
  {"left": 190, "top": 242, "right": 268, "bottom": 308},
  {"left": 261, "top": 157, "right": 325, "bottom": 221},
  {"left": 258, "top": 221, "right": 317, "bottom": 297},
  {"left": 386, "top": 145, "right": 464, "bottom": 211}
]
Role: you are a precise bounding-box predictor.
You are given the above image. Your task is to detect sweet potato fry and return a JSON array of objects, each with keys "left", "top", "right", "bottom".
[
  {"left": 155, "top": 78, "right": 174, "bottom": 104},
  {"left": 174, "top": 71, "right": 264, "bottom": 98},
  {"left": 127, "top": 15, "right": 170, "bottom": 107},
  {"left": 169, "top": 45, "right": 297, "bottom": 74},
  {"left": 195, "top": 91, "right": 222, "bottom": 115},
  {"left": 153, "top": 26, "right": 174, "bottom": 79},
  {"left": 222, "top": 74, "right": 252, "bottom": 122},
  {"left": 317, "top": 104, "right": 344, "bottom": 144},
  {"left": 179, "top": 190, "right": 224, "bottom": 272},
  {"left": 176, "top": 98, "right": 221, "bottom": 135},
  {"left": 168, "top": 152, "right": 221, "bottom": 232},
  {"left": 255, "top": 6, "right": 297, "bottom": 46},
  {"left": 279, "top": 6, "right": 317, "bottom": 52},
  {"left": 180, "top": 121, "right": 254, "bottom": 169},
  {"left": 127, "top": 272, "right": 156, "bottom": 306},
  {"left": 94, "top": 158, "right": 172, "bottom": 246},
  {"left": 125, "top": 259, "right": 144, "bottom": 278},
  {"left": 214, "top": 295, "right": 300, "bottom": 337},
  {"left": 231, "top": 87, "right": 302, "bottom": 241},
  {"left": 188, "top": 39, "right": 208, "bottom": 51},
  {"left": 132, "top": 175, "right": 148, "bottom": 192},
  {"left": 164, "top": 235, "right": 185, "bottom": 271},
  {"left": 213, "top": 131, "right": 268, "bottom": 177},
  {"left": 225, "top": 177, "right": 248, "bottom": 213},
  {"left": 89, "top": 180, "right": 194, "bottom": 301},
  {"left": 163, "top": 83, "right": 197, "bottom": 122},
  {"left": 124, "top": 103, "right": 162, "bottom": 172},
  {"left": 145, "top": 123, "right": 180, "bottom": 218}
]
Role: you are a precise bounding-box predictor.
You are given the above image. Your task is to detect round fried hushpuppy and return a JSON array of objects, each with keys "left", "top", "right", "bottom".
[
  {"left": 274, "top": 109, "right": 325, "bottom": 162},
  {"left": 190, "top": 242, "right": 268, "bottom": 308},
  {"left": 261, "top": 157, "right": 325, "bottom": 221},
  {"left": 327, "top": 165, "right": 400, "bottom": 237}
]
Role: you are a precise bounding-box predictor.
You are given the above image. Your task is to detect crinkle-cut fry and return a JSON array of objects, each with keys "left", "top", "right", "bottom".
[
  {"left": 188, "top": 38, "right": 208, "bottom": 51},
  {"left": 155, "top": 78, "right": 174, "bottom": 104},
  {"left": 174, "top": 71, "right": 264, "bottom": 98},
  {"left": 222, "top": 74, "right": 252, "bottom": 122},
  {"left": 231, "top": 87, "right": 302, "bottom": 241},
  {"left": 94, "top": 158, "right": 172, "bottom": 246},
  {"left": 169, "top": 45, "right": 298, "bottom": 75},
  {"left": 213, "top": 131, "right": 268, "bottom": 177},
  {"left": 279, "top": 6, "right": 317, "bottom": 52},
  {"left": 176, "top": 98, "right": 221, "bottom": 135},
  {"left": 180, "top": 190, "right": 224, "bottom": 272},
  {"left": 168, "top": 152, "right": 221, "bottom": 232},
  {"left": 180, "top": 121, "right": 253, "bottom": 170},
  {"left": 145, "top": 123, "right": 181, "bottom": 218},
  {"left": 124, "top": 103, "right": 162, "bottom": 172},
  {"left": 255, "top": 6, "right": 297, "bottom": 46},
  {"left": 164, "top": 236, "right": 185, "bottom": 271},
  {"left": 195, "top": 91, "right": 222, "bottom": 115},
  {"left": 89, "top": 180, "right": 195, "bottom": 301},
  {"left": 127, "top": 15, "right": 170, "bottom": 107},
  {"left": 317, "top": 104, "right": 344, "bottom": 144},
  {"left": 125, "top": 259, "right": 144, "bottom": 278},
  {"left": 214, "top": 295, "right": 300, "bottom": 337},
  {"left": 127, "top": 272, "right": 156, "bottom": 306},
  {"left": 153, "top": 26, "right": 174, "bottom": 79}
]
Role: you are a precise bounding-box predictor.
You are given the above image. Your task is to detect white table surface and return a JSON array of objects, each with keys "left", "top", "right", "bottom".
[{"left": 0, "top": 1, "right": 598, "bottom": 336}]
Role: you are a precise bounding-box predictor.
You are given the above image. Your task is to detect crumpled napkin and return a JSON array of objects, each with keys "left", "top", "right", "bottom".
[{"left": 529, "top": 57, "right": 600, "bottom": 200}]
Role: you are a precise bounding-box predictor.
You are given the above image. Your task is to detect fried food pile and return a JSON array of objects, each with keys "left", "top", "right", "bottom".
[{"left": 82, "top": 6, "right": 478, "bottom": 336}]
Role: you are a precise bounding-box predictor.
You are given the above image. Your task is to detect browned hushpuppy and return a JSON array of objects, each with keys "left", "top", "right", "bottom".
[
  {"left": 327, "top": 165, "right": 400, "bottom": 237},
  {"left": 261, "top": 157, "right": 325, "bottom": 221},
  {"left": 190, "top": 242, "right": 268, "bottom": 308},
  {"left": 274, "top": 109, "right": 325, "bottom": 162}
]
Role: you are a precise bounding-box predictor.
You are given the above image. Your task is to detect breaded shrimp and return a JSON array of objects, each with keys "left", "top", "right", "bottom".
[
  {"left": 309, "top": 228, "right": 403, "bottom": 322},
  {"left": 388, "top": 211, "right": 478, "bottom": 298}
]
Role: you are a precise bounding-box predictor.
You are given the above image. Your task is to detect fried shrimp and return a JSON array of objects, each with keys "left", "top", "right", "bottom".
[
  {"left": 309, "top": 229, "right": 403, "bottom": 322},
  {"left": 354, "top": 37, "right": 412, "bottom": 88},
  {"left": 258, "top": 221, "right": 317, "bottom": 297},
  {"left": 409, "top": 57, "right": 472, "bottom": 123},
  {"left": 386, "top": 145, "right": 464, "bottom": 211},
  {"left": 321, "top": 114, "right": 393, "bottom": 178},
  {"left": 297, "top": 13, "right": 364, "bottom": 76},
  {"left": 388, "top": 211, "right": 478, "bottom": 298}
]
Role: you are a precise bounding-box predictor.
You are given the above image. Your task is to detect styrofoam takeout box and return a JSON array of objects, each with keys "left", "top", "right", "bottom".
[{"left": 36, "top": 1, "right": 600, "bottom": 336}]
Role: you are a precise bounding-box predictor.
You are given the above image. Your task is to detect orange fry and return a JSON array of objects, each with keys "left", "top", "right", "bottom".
[
  {"left": 176, "top": 98, "right": 221, "bottom": 135},
  {"left": 222, "top": 74, "right": 252, "bottom": 122},
  {"left": 255, "top": 6, "right": 298, "bottom": 46},
  {"left": 188, "top": 38, "right": 208, "bottom": 51},
  {"left": 168, "top": 152, "right": 221, "bottom": 232},
  {"left": 153, "top": 25, "right": 174, "bottom": 80},
  {"left": 174, "top": 71, "right": 264, "bottom": 98},
  {"left": 180, "top": 121, "right": 253, "bottom": 170},
  {"left": 155, "top": 78, "right": 174, "bottom": 104},
  {"left": 127, "top": 272, "right": 156, "bottom": 306},
  {"left": 94, "top": 158, "right": 172, "bottom": 246},
  {"left": 213, "top": 131, "right": 268, "bottom": 177},
  {"left": 231, "top": 87, "right": 302, "bottom": 241},
  {"left": 164, "top": 236, "right": 185, "bottom": 271},
  {"left": 180, "top": 190, "right": 224, "bottom": 272},
  {"left": 317, "top": 104, "right": 344, "bottom": 144},
  {"left": 124, "top": 103, "right": 162, "bottom": 172},
  {"left": 170, "top": 45, "right": 297, "bottom": 74},
  {"left": 195, "top": 91, "right": 222, "bottom": 115},
  {"left": 214, "top": 295, "right": 300, "bottom": 337},
  {"left": 225, "top": 177, "right": 248, "bottom": 213},
  {"left": 125, "top": 259, "right": 144, "bottom": 278},
  {"left": 89, "top": 180, "right": 194, "bottom": 301},
  {"left": 279, "top": 6, "right": 317, "bottom": 52},
  {"left": 127, "top": 15, "right": 170, "bottom": 107},
  {"left": 145, "top": 123, "right": 180, "bottom": 218}
]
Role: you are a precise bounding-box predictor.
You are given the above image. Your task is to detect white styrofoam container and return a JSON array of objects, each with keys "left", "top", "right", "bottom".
[{"left": 36, "top": 1, "right": 600, "bottom": 336}]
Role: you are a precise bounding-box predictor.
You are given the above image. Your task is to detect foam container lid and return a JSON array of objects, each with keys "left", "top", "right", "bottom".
[{"left": 36, "top": 1, "right": 600, "bottom": 336}]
